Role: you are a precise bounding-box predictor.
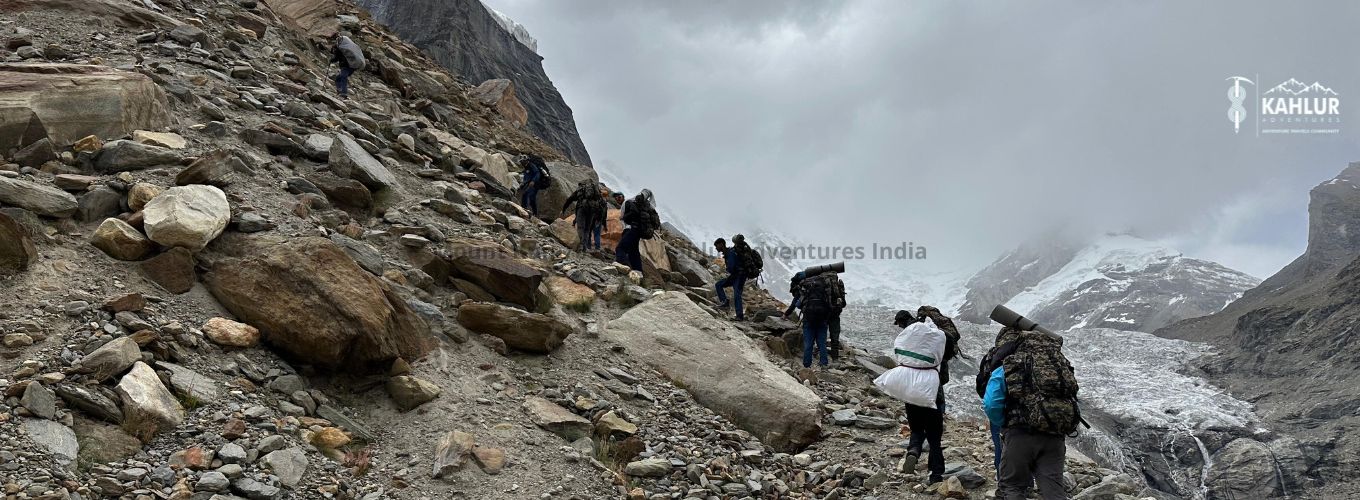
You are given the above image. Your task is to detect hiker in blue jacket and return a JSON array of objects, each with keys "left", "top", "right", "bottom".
[
  {"left": 518, "top": 155, "right": 545, "bottom": 216},
  {"left": 714, "top": 238, "right": 745, "bottom": 321}
]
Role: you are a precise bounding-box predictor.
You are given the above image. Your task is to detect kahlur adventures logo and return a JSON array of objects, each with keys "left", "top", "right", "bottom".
[{"left": 1226, "top": 75, "right": 1341, "bottom": 135}]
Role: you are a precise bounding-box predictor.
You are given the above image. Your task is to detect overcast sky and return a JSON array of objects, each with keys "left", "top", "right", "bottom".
[{"left": 482, "top": 0, "right": 1360, "bottom": 278}]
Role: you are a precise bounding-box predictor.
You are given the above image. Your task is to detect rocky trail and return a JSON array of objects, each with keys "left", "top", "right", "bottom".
[{"left": 0, "top": 0, "right": 1168, "bottom": 499}]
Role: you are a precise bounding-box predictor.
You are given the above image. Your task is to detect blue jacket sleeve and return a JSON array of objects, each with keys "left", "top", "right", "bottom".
[
  {"left": 982, "top": 366, "right": 1007, "bottom": 427},
  {"left": 724, "top": 248, "right": 740, "bottom": 274}
]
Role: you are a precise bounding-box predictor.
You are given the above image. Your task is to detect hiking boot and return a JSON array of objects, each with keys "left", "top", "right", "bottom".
[
  {"left": 927, "top": 475, "right": 943, "bottom": 485},
  {"left": 899, "top": 453, "right": 919, "bottom": 473}
]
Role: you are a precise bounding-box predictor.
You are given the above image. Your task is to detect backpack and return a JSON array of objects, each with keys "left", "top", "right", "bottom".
[
  {"left": 828, "top": 274, "right": 846, "bottom": 311},
  {"left": 575, "top": 185, "right": 606, "bottom": 227},
  {"left": 917, "top": 305, "right": 960, "bottom": 358},
  {"left": 975, "top": 327, "right": 1024, "bottom": 398},
  {"left": 638, "top": 204, "right": 660, "bottom": 239},
  {"left": 534, "top": 164, "right": 552, "bottom": 189},
  {"left": 1002, "top": 331, "right": 1082, "bottom": 436},
  {"left": 734, "top": 242, "right": 763, "bottom": 279},
  {"left": 337, "top": 36, "right": 366, "bottom": 71},
  {"left": 798, "top": 273, "right": 836, "bottom": 321}
]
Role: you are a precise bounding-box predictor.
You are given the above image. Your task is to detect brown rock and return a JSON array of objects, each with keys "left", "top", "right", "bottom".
[
  {"left": 127, "top": 183, "right": 162, "bottom": 211},
  {"left": 53, "top": 174, "right": 98, "bottom": 191},
  {"left": 72, "top": 135, "right": 103, "bottom": 153},
  {"left": 545, "top": 275, "right": 595, "bottom": 308},
  {"left": 307, "top": 172, "right": 371, "bottom": 209},
  {"left": 139, "top": 247, "right": 196, "bottom": 294},
  {"left": 472, "top": 446, "right": 506, "bottom": 475},
  {"left": 169, "top": 445, "right": 213, "bottom": 470},
  {"left": 0, "top": 212, "right": 37, "bottom": 274},
  {"left": 0, "top": 63, "right": 171, "bottom": 150},
  {"left": 386, "top": 375, "right": 441, "bottom": 412},
  {"left": 455, "top": 302, "right": 574, "bottom": 353},
  {"left": 445, "top": 238, "right": 544, "bottom": 310},
  {"left": 469, "top": 79, "right": 528, "bottom": 128},
  {"left": 309, "top": 427, "right": 351, "bottom": 449},
  {"left": 90, "top": 218, "right": 153, "bottom": 261},
  {"left": 174, "top": 149, "right": 233, "bottom": 187},
  {"left": 202, "top": 235, "right": 433, "bottom": 370},
  {"left": 103, "top": 292, "right": 145, "bottom": 312},
  {"left": 523, "top": 397, "right": 591, "bottom": 441},
  {"left": 432, "top": 430, "right": 475, "bottom": 478},
  {"left": 202, "top": 317, "right": 260, "bottom": 347},
  {"left": 221, "top": 418, "right": 247, "bottom": 439}
]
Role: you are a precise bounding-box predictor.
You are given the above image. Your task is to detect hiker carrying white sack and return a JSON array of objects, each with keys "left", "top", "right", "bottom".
[{"left": 873, "top": 310, "right": 949, "bottom": 484}]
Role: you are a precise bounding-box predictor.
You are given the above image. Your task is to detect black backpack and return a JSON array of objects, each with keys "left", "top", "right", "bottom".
[
  {"left": 576, "top": 185, "right": 606, "bottom": 227},
  {"left": 798, "top": 273, "right": 836, "bottom": 321},
  {"left": 1003, "top": 331, "right": 1083, "bottom": 436},
  {"left": 734, "top": 242, "right": 763, "bottom": 279},
  {"left": 534, "top": 164, "right": 552, "bottom": 189},
  {"left": 828, "top": 273, "right": 846, "bottom": 311}
]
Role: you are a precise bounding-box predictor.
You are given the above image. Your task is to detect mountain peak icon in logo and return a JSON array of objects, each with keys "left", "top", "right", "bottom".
[{"left": 1264, "top": 78, "right": 1339, "bottom": 96}]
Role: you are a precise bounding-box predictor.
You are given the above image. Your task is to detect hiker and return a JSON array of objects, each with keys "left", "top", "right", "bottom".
[
  {"left": 562, "top": 180, "right": 607, "bottom": 252},
  {"left": 976, "top": 327, "right": 1024, "bottom": 476},
  {"left": 615, "top": 189, "right": 658, "bottom": 272},
  {"left": 517, "top": 155, "right": 548, "bottom": 216},
  {"left": 892, "top": 310, "right": 948, "bottom": 484},
  {"left": 916, "top": 306, "right": 960, "bottom": 412},
  {"left": 784, "top": 270, "right": 844, "bottom": 360},
  {"left": 713, "top": 238, "right": 746, "bottom": 321},
  {"left": 983, "top": 327, "right": 1082, "bottom": 500},
  {"left": 330, "top": 32, "right": 366, "bottom": 99},
  {"left": 790, "top": 270, "right": 839, "bottom": 368}
]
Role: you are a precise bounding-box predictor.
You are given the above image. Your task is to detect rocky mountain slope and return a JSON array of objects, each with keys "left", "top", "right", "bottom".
[
  {"left": 956, "top": 234, "right": 1260, "bottom": 332},
  {"left": 354, "top": 0, "right": 593, "bottom": 166},
  {"left": 0, "top": 1, "right": 1159, "bottom": 499},
  {"left": 1156, "top": 162, "right": 1360, "bottom": 495}
]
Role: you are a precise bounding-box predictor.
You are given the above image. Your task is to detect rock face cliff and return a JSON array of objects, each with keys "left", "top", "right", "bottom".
[
  {"left": 356, "top": 0, "right": 593, "bottom": 166},
  {"left": 1157, "top": 162, "right": 1360, "bottom": 491}
]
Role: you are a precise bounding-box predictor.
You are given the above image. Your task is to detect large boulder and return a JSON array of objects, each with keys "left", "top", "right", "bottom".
[
  {"left": 94, "top": 139, "right": 183, "bottom": 172},
  {"left": 264, "top": 0, "right": 340, "bottom": 37},
  {"left": 142, "top": 185, "right": 231, "bottom": 251},
  {"left": 329, "top": 134, "right": 398, "bottom": 191},
  {"left": 601, "top": 292, "right": 822, "bottom": 451},
  {"left": 469, "top": 79, "right": 528, "bottom": 128},
  {"left": 1207, "top": 438, "right": 1282, "bottom": 500},
  {"left": 536, "top": 161, "right": 599, "bottom": 220},
  {"left": 0, "top": 212, "right": 37, "bottom": 274},
  {"left": 667, "top": 246, "right": 713, "bottom": 287},
  {"left": 455, "top": 302, "right": 574, "bottom": 353},
  {"left": 116, "top": 361, "right": 185, "bottom": 441},
  {"left": 90, "top": 218, "right": 153, "bottom": 261},
  {"left": 202, "top": 235, "right": 433, "bottom": 370},
  {"left": 445, "top": 238, "right": 545, "bottom": 311},
  {"left": 0, "top": 176, "right": 78, "bottom": 217},
  {"left": 0, "top": 63, "right": 170, "bottom": 150}
]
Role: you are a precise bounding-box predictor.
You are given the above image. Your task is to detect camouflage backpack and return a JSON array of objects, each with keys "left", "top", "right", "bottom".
[
  {"left": 975, "top": 327, "right": 1024, "bottom": 397},
  {"left": 917, "top": 305, "right": 959, "bottom": 353},
  {"left": 798, "top": 273, "right": 837, "bottom": 321},
  {"left": 1002, "top": 331, "right": 1082, "bottom": 436}
]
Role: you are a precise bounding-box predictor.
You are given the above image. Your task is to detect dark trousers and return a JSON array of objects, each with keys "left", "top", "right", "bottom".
[
  {"left": 335, "top": 66, "right": 355, "bottom": 97},
  {"left": 614, "top": 228, "right": 643, "bottom": 271},
  {"left": 520, "top": 185, "right": 539, "bottom": 214},
  {"left": 715, "top": 273, "right": 746, "bottom": 319},
  {"left": 990, "top": 424, "right": 1003, "bottom": 477},
  {"left": 905, "top": 402, "right": 945, "bottom": 481},
  {"left": 999, "top": 428, "right": 1067, "bottom": 500},
  {"left": 801, "top": 318, "right": 829, "bottom": 368},
  {"left": 828, "top": 313, "right": 842, "bottom": 358}
]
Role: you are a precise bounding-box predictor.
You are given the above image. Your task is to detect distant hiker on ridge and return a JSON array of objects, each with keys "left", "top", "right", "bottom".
[
  {"left": 713, "top": 235, "right": 762, "bottom": 321},
  {"left": 330, "top": 32, "right": 366, "bottom": 99},
  {"left": 615, "top": 189, "right": 659, "bottom": 272},
  {"left": 517, "top": 154, "right": 549, "bottom": 216},
  {"left": 784, "top": 268, "right": 843, "bottom": 360}
]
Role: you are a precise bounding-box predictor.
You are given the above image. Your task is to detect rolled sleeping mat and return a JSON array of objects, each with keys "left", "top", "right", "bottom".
[
  {"left": 989, "top": 304, "right": 1060, "bottom": 338},
  {"left": 803, "top": 261, "right": 845, "bottom": 277}
]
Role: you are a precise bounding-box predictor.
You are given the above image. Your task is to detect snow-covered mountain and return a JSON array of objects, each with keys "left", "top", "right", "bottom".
[
  {"left": 485, "top": 5, "right": 538, "bottom": 53},
  {"left": 960, "top": 234, "right": 1260, "bottom": 332}
]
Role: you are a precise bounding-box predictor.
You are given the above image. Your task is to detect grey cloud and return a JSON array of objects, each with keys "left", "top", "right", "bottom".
[{"left": 484, "top": 0, "right": 1360, "bottom": 273}]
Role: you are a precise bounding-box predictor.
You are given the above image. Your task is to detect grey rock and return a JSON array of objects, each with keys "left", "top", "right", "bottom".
[
  {"left": 21, "top": 381, "right": 57, "bottom": 420},
  {"left": 95, "top": 140, "right": 183, "bottom": 172},
  {"left": 54, "top": 384, "right": 123, "bottom": 423},
  {"left": 0, "top": 176, "right": 78, "bottom": 218},
  {"left": 234, "top": 212, "right": 274, "bottom": 233},
  {"left": 230, "top": 477, "right": 280, "bottom": 500},
  {"left": 80, "top": 336, "right": 140, "bottom": 381},
  {"left": 623, "top": 457, "right": 672, "bottom": 478},
  {"left": 77, "top": 186, "right": 124, "bottom": 222},
  {"left": 197, "top": 471, "right": 230, "bottom": 492},
  {"left": 831, "top": 409, "right": 857, "bottom": 426},
  {"left": 329, "top": 134, "right": 397, "bottom": 190},
  {"left": 267, "top": 374, "right": 307, "bottom": 395},
  {"left": 327, "top": 233, "right": 384, "bottom": 276},
  {"left": 23, "top": 418, "right": 78, "bottom": 465},
  {"left": 217, "top": 442, "right": 247, "bottom": 464},
  {"left": 157, "top": 361, "right": 222, "bottom": 403},
  {"left": 260, "top": 447, "right": 308, "bottom": 488}
]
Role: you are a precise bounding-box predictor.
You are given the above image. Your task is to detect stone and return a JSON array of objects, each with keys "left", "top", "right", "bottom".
[
  {"left": 469, "top": 79, "right": 528, "bottom": 128},
  {"left": 473, "top": 446, "right": 506, "bottom": 474},
  {"left": 547, "top": 218, "right": 579, "bottom": 247},
  {"left": 231, "top": 478, "right": 280, "bottom": 500},
  {"left": 95, "top": 139, "right": 182, "bottom": 172},
  {"left": 20, "top": 381, "right": 57, "bottom": 419},
  {"left": 73, "top": 135, "right": 103, "bottom": 153},
  {"left": 329, "top": 134, "right": 397, "bottom": 191},
  {"left": 0, "top": 63, "right": 171, "bottom": 150},
  {"left": 103, "top": 292, "right": 146, "bottom": 312},
  {"left": 261, "top": 447, "right": 308, "bottom": 488},
  {"left": 432, "top": 430, "right": 475, "bottom": 478},
  {"left": 143, "top": 185, "right": 230, "bottom": 250},
  {"left": 139, "top": 247, "right": 197, "bottom": 293},
  {"left": 168, "top": 25, "right": 211, "bottom": 48},
  {"left": 54, "top": 173, "right": 98, "bottom": 191},
  {"left": 831, "top": 409, "right": 857, "bottom": 426},
  {"left": 594, "top": 411, "right": 638, "bottom": 438},
  {"left": 602, "top": 292, "right": 822, "bottom": 452},
  {"left": 309, "top": 426, "right": 352, "bottom": 449},
  {"left": 127, "top": 182, "right": 163, "bottom": 211},
  {"left": 1206, "top": 438, "right": 1282, "bottom": 499},
  {"left": 23, "top": 418, "right": 77, "bottom": 465},
  {"left": 301, "top": 134, "right": 332, "bottom": 160},
  {"left": 952, "top": 467, "right": 988, "bottom": 489},
  {"left": 624, "top": 458, "right": 672, "bottom": 478},
  {"left": 72, "top": 417, "right": 141, "bottom": 464},
  {"left": 13, "top": 137, "right": 56, "bottom": 168},
  {"left": 196, "top": 471, "right": 229, "bottom": 492},
  {"left": 234, "top": 212, "right": 274, "bottom": 232},
  {"left": 307, "top": 172, "right": 371, "bottom": 209},
  {"left": 91, "top": 218, "right": 153, "bottom": 261},
  {"left": 456, "top": 302, "right": 574, "bottom": 353},
  {"left": 217, "top": 442, "right": 247, "bottom": 464},
  {"left": 54, "top": 384, "right": 123, "bottom": 423},
  {"left": 524, "top": 397, "right": 591, "bottom": 441},
  {"left": 202, "top": 235, "right": 433, "bottom": 370},
  {"left": 175, "top": 149, "right": 234, "bottom": 187},
  {"left": 0, "top": 176, "right": 78, "bottom": 217},
  {"left": 3, "top": 332, "right": 32, "bottom": 347},
  {"left": 157, "top": 361, "right": 221, "bottom": 403},
  {"left": 387, "top": 375, "right": 442, "bottom": 411},
  {"left": 327, "top": 233, "right": 383, "bottom": 275},
  {"left": 132, "top": 130, "right": 187, "bottom": 149},
  {"left": 116, "top": 361, "right": 185, "bottom": 441},
  {"left": 76, "top": 186, "right": 123, "bottom": 222},
  {"left": 445, "top": 238, "right": 545, "bottom": 310},
  {"left": 0, "top": 212, "right": 37, "bottom": 274},
  {"left": 268, "top": 0, "right": 340, "bottom": 36},
  {"left": 546, "top": 275, "right": 596, "bottom": 307},
  {"left": 80, "top": 336, "right": 140, "bottom": 381},
  {"left": 203, "top": 317, "right": 260, "bottom": 347}
]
